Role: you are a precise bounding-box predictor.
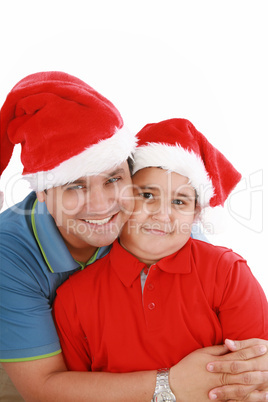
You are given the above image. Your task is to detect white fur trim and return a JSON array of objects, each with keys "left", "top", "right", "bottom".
[
  {"left": 0, "top": 190, "right": 3, "bottom": 211},
  {"left": 199, "top": 206, "right": 226, "bottom": 234},
  {"left": 24, "top": 126, "right": 137, "bottom": 191},
  {"left": 133, "top": 143, "right": 214, "bottom": 207}
]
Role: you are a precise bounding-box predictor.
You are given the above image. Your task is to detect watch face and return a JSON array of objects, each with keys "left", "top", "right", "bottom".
[{"left": 155, "top": 391, "right": 176, "bottom": 401}]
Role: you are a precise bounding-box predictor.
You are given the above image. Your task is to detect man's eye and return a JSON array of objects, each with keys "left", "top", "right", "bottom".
[
  {"left": 66, "top": 185, "right": 85, "bottom": 190},
  {"left": 106, "top": 177, "right": 121, "bottom": 184}
]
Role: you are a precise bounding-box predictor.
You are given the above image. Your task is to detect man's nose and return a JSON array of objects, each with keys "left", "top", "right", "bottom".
[{"left": 85, "top": 188, "right": 117, "bottom": 215}]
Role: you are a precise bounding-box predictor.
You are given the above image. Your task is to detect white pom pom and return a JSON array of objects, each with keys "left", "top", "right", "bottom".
[{"left": 199, "top": 206, "right": 227, "bottom": 234}]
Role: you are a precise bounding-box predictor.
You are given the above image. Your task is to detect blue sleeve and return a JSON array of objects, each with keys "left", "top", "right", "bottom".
[
  {"left": 191, "top": 223, "right": 209, "bottom": 242},
  {"left": 0, "top": 247, "right": 61, "bottom": 361}
]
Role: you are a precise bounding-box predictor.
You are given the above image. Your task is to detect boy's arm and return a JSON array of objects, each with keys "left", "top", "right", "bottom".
[{"left": 2, "top": 343, "right": 268, "bottom": 402}]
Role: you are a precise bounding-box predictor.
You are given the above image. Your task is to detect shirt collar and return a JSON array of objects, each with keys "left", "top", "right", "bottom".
[
  {"left": 110, "top": 238, "right": 192, "bottom": 287},
  {"left": 110, "top": 240, "right": 146, "bottom": 287},
  {"left": 156, "top": 238, "right": 192, "bottom": 274},
  {"left": 31, "top": 199, "right": 101, "bottom": 273}
]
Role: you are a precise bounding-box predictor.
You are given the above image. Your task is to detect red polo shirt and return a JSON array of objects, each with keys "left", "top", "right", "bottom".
[{"left": 53, "top": 238, "right": 268, "bottom": 372}]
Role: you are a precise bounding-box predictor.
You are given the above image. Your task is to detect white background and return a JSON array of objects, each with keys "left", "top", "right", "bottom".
[{"left": 0, "top": 0, "right": 267, "bottom": 296}]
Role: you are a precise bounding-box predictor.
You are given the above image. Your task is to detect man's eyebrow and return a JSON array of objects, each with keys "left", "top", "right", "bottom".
[
  {"left": 62, "top": 169, "right": 126, "bottom": 186},
  {"left": 106, "top": 168, "right": 126, "bottom": 177},
  {"left": 69, "top": 179, "right": 86, "bottom": 184},
  {"left": 62, "top": 179, "right": 86, "bottom": 187}
]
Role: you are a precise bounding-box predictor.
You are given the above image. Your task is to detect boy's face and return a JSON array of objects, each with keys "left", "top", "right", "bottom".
[
  {"left": 120, "top": 167, "right": 199, "bottom": 266},
  {"left": 37, "top": 161, "right": 134, "bottom": 250}
]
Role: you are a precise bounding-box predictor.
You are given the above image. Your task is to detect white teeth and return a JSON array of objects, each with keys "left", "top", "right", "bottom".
[{"left": 83, "top": 216, "right": 113, "bottom": 225}]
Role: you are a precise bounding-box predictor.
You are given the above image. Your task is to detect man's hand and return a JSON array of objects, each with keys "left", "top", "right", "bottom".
[
  {"left": 169, "top": 345, "right": 231, "bottom": 401},
  {"left": 169, "top": 341, "right": 268, "bottom": 402},
  {"left": 207, "top": 339, "right": 268, "bottom": 401}
]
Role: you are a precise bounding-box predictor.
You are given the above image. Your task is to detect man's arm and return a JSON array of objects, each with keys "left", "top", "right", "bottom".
[
  {"left": 2, "top": 343, "right": 268, "bottom": 402},
  {"left": 2, "top": 354, "right": 156, "bottom": 402}
]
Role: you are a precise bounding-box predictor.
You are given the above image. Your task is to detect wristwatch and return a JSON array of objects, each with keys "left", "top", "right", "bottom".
[{"left": 152, "top": 368, "right": 176, "bottom": 402}]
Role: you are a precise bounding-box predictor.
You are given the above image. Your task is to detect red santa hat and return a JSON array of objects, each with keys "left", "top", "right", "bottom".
[
  {"left": 0, "top": 71, "right": 136, "bottom": 191},
  {"left": 134, "top": 119, "right": 241, "bottom": 230}
]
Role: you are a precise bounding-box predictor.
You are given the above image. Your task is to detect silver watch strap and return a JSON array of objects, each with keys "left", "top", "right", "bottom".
[
  {"left": 152, "top": 368, "right": 176, "bottom": 401},
  {"left": 156, "top": 368, "right": 170, "bottom": 389}
]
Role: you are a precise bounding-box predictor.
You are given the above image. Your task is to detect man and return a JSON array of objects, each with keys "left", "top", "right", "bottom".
[{"left": 0, "top": 71, "right": 267, "bottom": 401}]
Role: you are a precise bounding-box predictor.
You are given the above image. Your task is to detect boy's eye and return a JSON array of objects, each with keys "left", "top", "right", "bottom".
[
  {"left": 140, "top": 192, "right": 154, "bottom": 200},
  {"left": 172, "top": 199, "right": 184, "bottom": 205}
]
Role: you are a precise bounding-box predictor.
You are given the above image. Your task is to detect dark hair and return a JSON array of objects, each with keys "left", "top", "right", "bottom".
[{"left": 127, "top": 155, "right": 134, "bottom": 175}]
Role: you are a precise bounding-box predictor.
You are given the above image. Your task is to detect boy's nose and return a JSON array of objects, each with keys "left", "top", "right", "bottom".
[{"left": 151, "top": 199, "right": 172, "bottom": 222}]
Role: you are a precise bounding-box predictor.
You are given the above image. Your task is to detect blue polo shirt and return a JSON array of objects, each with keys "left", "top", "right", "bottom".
[{"left": 0, "top": 192, "right": 111, "bottom": 362}]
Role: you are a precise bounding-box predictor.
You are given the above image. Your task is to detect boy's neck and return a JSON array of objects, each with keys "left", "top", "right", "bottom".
[{"left": 119, "top": 239, "right": 159, "bottom": 267}]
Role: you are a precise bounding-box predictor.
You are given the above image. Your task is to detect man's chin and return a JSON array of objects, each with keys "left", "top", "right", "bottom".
[{"left": 80, "top": 232, "right": 119, "bottom": 248}]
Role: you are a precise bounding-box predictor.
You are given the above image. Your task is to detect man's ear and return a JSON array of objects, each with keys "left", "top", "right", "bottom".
[{"left": 36, "top": 191, "right": 46, "bottom": 203}]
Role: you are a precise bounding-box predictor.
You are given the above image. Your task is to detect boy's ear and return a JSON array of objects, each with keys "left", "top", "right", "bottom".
[{"left": 36, "top": 191, "right": 46, "bottom": 203}]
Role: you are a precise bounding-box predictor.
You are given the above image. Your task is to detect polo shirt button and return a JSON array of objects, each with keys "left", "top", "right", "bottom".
[
  {"left": 147, "top": 283, "right": 154, "bottom": 291},
  {"left": 148, "top": 302, "right": 155, "bottom": 310},
  {"left": 143, "top": 267, "right": 149, "bottom": 275}
]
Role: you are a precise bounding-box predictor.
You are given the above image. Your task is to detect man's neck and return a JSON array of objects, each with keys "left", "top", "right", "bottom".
[
  {"left": 57, "top": 227, "right": 98, "bottom": 263},
  {"left": 67, "top": 244, "right": 98, "bottom": 264}
]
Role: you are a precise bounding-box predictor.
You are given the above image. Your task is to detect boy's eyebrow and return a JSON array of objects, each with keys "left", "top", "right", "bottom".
[
  {"left": 174, "top": 191, "right": 194, "bottom": 200},
  {"left": 136, "top": 185, "right": 160, "bottom": 191},
  {"left": 137, "top": 185, "right": 192, "bottom": 195}
]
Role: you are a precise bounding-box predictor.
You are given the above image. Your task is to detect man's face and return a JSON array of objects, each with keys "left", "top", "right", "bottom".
[
  {"left": 37, "top": 161, "right": 134, "bottom": 249},
  {"left": 120, "top": 167, "right": 198, "bottom": 266}
]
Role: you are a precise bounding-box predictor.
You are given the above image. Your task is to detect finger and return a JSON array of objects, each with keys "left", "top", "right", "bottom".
[
  {"left": 217, "top": 390, "right": 268, "bottom": 401},
  {"left": 238, "top": 390, "right": 268, "bottom": 401},
  {"left": 227, "top": 345, "right": 267, "bottom": 361},
  {"left": 219, "top": 371, "right": 268, "bottom": 386},
  {"left": 207, "top": 359, "right": 268, "bottom": 375},
  {"left": 208, "top": 373, "right": 268, "bottom": 400},
  {"left": 207, "top": 351, "right": 268, "bottom": 373},
  {"left": 241, "top": 390, "right": 268, "bottom": 401},
  {"left": 208, "top": 384, "right": 257, "bottom": 400},
  {"left": 225, "top": 339, "right": 268, "bottom": 353},
  {"left": 201, "top": 344, "right": 230, "bottom": 356}
]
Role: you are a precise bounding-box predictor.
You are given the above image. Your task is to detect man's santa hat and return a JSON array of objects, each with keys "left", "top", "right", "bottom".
[
  {"left": 0, "top": 71, "right": 136, "bottom": 191},
  {"left": 133, "top": 118, "right": 242, "bottom": 230}
]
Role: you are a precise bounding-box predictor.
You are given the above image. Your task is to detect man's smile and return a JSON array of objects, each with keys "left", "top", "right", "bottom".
[{"left": 82, "top": 216, "right": 114, "bottom": 225}]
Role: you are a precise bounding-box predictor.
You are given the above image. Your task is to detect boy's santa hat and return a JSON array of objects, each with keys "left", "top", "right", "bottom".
[
  {"left": 0, "top": 71, "right": 136, "bottom": 191},
  {"left": 134, "top": 118, "right": 242, "bottom": 231}
]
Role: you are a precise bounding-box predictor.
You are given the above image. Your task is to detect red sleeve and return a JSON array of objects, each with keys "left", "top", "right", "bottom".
[
  {"left": 52, "top": 280, "right": 92, "bottom": 371},
  {"left": 214, "top": 257, "right": 268, "bottom": 340}
]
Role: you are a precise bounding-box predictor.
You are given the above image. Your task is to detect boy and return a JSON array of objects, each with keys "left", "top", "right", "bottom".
[{"left": 54, "top": 118, "right": 268, "bottom": 401}]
